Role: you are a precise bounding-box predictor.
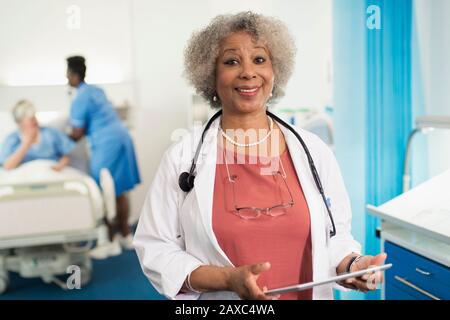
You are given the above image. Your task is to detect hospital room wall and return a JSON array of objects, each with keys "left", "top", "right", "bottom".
[
  {"left": 0, "top": 0, "right": 135, "bottom": 94},
  {"left": 0, "top": 0, "right": 134, "bottom": 84},
  {"left": 414, "top": 0, "right": 450, "bottom": 184},
  {"left": 0, "top": 0, "right": 137, "bottom": 152}
]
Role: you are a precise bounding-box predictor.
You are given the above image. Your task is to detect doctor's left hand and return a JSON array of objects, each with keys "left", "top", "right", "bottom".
[
  {"left": 227, "top": 262, "right": 278, "bottom": 300},
  {"left": 340, "top": 253, "right": 387, "bottom": 293}
]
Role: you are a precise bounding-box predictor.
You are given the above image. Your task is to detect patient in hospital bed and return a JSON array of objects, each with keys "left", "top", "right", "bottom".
[{"left": 0, "top": 100, "right": 75, "bottom": 171}]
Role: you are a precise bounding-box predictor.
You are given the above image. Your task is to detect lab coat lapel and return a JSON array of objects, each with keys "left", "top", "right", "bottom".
[
  {"left": 279, "top": 124, "right": 328, "bottom": 284},
  {"left": 192, "top": 119, "right": 234, "bottom": 266}
]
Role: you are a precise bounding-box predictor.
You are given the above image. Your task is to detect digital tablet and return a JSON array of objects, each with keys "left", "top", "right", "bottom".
[{"left": 265, "top": 263, "right": 392, "bottom": 295}]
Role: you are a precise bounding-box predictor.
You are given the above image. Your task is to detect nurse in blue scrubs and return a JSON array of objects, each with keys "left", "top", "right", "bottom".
[
  {"left": 0, "top": 100, "right": 75, "bottom": 171},
  {"left": 66, "top": 56, "right": 141, "bottom": 252}
]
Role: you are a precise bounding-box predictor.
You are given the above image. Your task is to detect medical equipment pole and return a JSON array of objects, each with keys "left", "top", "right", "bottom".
[
  {"left": 402, "top": 128, "right": 421, "bottom": 193},
  {"left": 402, "top": 116, "right": 450, "bottom": 193}
]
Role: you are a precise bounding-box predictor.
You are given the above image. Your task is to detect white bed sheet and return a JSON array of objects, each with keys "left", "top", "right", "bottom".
[{"left": 0, "top": 160, "right": 104, "bottom": 239}]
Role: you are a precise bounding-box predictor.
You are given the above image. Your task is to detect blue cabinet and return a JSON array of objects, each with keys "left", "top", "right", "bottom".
[{"left": 385, "top": 241, "right": 450, "bottom": 300}]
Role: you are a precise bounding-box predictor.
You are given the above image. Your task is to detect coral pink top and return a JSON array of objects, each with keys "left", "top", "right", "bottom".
[{"left": 212, "top": 146, "right": 313, "bottom": 300}]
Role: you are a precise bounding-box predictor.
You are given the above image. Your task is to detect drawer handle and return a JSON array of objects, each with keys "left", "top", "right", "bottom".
[
  {"left": 415, "top": 268, "right": 431, "bottom": 276},
  {"left": 394, "top": 275, "right": 440, "bottom": 300}
]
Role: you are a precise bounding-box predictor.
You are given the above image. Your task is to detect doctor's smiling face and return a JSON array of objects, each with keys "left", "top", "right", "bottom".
[{"left": 215, "top": 32, "right": 274, "bottom": 116}]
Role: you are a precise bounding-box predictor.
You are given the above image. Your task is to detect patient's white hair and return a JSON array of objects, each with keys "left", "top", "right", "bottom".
[{"left": 12, "top": 100, "right": 36, "bottom": 123}]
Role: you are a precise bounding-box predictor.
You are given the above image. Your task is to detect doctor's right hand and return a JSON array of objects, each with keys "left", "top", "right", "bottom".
[{"left": 226, "top": 262, "right": 279, "bottom": 300}]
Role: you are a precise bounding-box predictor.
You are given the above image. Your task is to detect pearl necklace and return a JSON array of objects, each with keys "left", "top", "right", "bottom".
[{"left": 220, "top": 117, "right": 274, "bottom": 147}]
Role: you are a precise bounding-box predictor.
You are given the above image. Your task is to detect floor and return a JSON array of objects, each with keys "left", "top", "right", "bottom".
[{"left": 0, "top": 249, "right": 166, "bottom": 300}]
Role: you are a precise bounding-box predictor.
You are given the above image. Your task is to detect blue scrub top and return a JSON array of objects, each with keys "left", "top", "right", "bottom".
[
  {"left": 70, "top": 82, "right": 141, "bottom": 196},
  {"left": 70, "top": 82, "right": 126, "bottom": 146},
  {"left": 0, "top": 127, "right": 75, "bottom": 166}
]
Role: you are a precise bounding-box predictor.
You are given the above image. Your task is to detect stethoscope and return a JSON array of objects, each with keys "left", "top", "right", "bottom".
[{"left": 178, "top": 109, "right": 337, "bottom": 237}]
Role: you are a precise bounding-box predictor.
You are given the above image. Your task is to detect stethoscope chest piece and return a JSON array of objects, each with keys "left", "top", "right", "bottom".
[{"left": 179, "top": 172, "right": 195, "bottom": 192}]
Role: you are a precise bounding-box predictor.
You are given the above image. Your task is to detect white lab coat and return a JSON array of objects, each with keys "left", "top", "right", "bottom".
[{"left": 134, "top": 116, "right": 361, "bottom": 300}]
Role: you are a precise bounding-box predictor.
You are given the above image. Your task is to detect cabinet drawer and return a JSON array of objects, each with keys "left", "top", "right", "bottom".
[
  {"left": 385, "top": 283, "right": 424, "bottom": 300},
  {"left": 385, "top": 241, "right": 450, "bottom": 300}
]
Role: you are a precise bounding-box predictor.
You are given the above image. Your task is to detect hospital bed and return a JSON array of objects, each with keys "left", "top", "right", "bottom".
[{"left": 0, "top": 160, "right": 116, "bottom": 294}]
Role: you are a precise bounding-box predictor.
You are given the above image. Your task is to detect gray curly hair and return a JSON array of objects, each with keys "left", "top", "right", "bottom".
[{"left": 184, "top": 11, "right": 297, "bottom": 108}]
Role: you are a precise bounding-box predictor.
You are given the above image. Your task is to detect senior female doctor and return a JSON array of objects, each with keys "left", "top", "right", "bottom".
[{"left": 134, "top": 12, "right": 387, "bottom": 300}]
